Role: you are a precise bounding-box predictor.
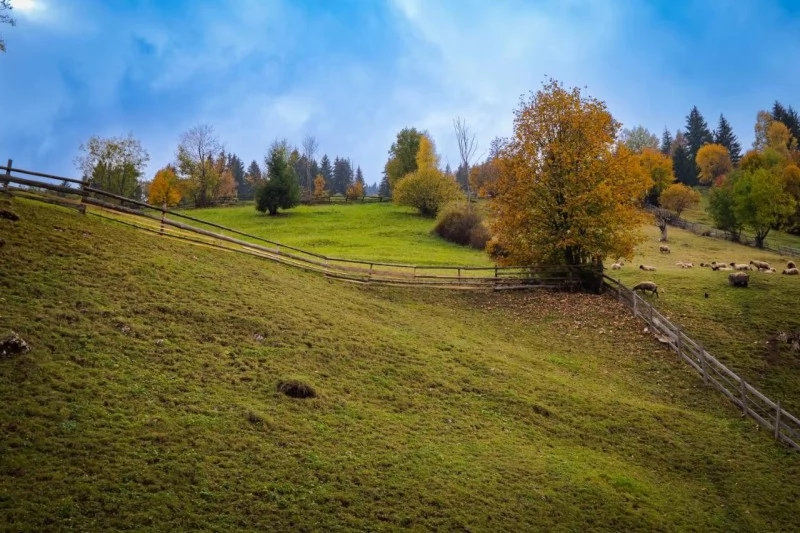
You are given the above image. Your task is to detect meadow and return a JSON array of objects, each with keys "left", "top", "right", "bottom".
[
  {"left": 179, "top": 201, "right": 494, "bottom": 267},
  {"left": 1, "top": 196, "right": 798, "bottom": 531}
]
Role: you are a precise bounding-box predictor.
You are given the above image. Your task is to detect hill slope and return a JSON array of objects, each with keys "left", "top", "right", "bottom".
[{"left": 1, "top": 197, "right": 798, "bottom": 531}]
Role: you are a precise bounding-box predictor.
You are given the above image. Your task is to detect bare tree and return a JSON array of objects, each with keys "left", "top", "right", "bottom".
[
  {"left": 453, "top": 117, "right": 478, "bottom": 209},
  {"left": 177, "top": 124, "right": 223, "bottom": 207},
  {"left": 301, "top": 135, "right": 319, "bottom": 191},
  {"left": 1, "top": 1, "right": 16, "bottom": 53}
]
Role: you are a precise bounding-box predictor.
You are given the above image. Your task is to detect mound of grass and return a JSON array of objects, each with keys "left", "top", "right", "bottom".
[
  {"left": 1, "top": 197, "right": 798, "bottom": 531},
  {"left": 179, "top": 202, "right": 494, "bottom": 266},
  {"left": 611, "top": 223, "right": 800, "bottom": 413}
]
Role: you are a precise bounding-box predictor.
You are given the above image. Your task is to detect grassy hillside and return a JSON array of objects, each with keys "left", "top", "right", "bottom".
[
  {"left": 1, "top": 197, "right": 798, "bottom": 531},
  {"left": 179, "top": 202, "right": 494, "bottom": 266},
  {"left": 611, "top": 223, "right": 800, "bottom": 413}
]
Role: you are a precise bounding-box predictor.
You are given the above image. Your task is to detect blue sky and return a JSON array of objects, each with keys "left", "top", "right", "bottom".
[{"left": 1, "top": 0, "right": 799, "bottom": 184}]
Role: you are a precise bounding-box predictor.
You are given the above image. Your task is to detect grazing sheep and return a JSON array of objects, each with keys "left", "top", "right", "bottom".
[
  {"left": 782, "top": 267, "right": 800, "bottom": 276},
  {"left": 751, "top": 260, "right": 771, "bottom": 270},
  {"left": 682, "top": 262, "right": 693, "bottom": 268},
  {"left": 611, "top": 262, "right": 623, "bottom": 270},
  {"left": 728, "top": 272, "right": 750, "bottom": 287},
  {"left": 639, "top": 265, "right": 657, "bottom": 272},
  {"left": 788, "top": 261, "right": 796, "bottom": 269},
  {"left": 711, "top": 263, "right": 732, "bottom": 271},
  {"left": 764, "top": 268, "right": 776, "bottom": 274},
  {"left": 632, "top": 281, "right": 661, "bottom": 297},
  {"left": 659, "top": 245, "right": 671, "bottom": 254},
  {"left": 700, "top": 262, "right": 709, "bottom": 267},
  {"left": 730, "top": 263, "right": 752, "bottom": 271}
]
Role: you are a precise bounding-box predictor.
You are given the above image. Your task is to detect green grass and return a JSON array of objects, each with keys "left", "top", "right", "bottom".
[
  {"left": 178, "top": 202, "right": 494, "bottom": 266},
  {"left": 1, "top": 196, "right": 799, "bottom": 531},
  {"left": 611, "top": 223, "right": 800, "bottom": 413},
  {"left": 682, "top": 187, "right": 800, "bottom": 250}
]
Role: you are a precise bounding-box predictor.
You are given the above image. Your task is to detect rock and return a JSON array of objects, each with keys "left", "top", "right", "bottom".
[{"left": 1, "top": 332, "right": 30, "bottom": 357}]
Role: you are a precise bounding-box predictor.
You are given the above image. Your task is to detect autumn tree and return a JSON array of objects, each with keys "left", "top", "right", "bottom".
[
  {"left": 256, "top": 140, "right": 300, "bottom": 215},
  {"left": 313, "top": 174, "right": 328, "bottom": 201},
  {"left": 696, "top": 144, "right": 733, "bottom": 185},
  {"left": 148, "top": 166, "right": 182, "bottom": 207},
  {"left": 767, "top": 120, "right": 798, "bottom": 159},
  {"left": 753, "top": 111, "right": 772, "bottom": 151},
  {"left": 772, "top": 102, "right": 800, "bottom": 145},
  {"left": 454, "top": 117, "right": 479, "bottom": 200},
  {"left": 384, "top": 127, "right": 422, "bottom": 191},
  {"left": 75, "top": 134, "right": 150, "bottom": 199},
  {"left": 213, "top": 152, "right": 238, "bottom": 200},
  {"left": 346, "top": 180, "right": 364, "bottom": 201},
  {"left": 713, "top": 114, "right": 742, "bottom": 165},
  {"left": 393, "top": 134, "right": 461, "bottom": 216},
  {"left": 637, "top": 148, "right": 674, "bottom": 205},
  {"left": 490, "top": 79, "right": 651, "bottom": 267},
  {"left": 620, "top": 126, "right": 659, "bottom": 153},
  {"left": 469, "top": 159, "right": 500, "bottom": 198},
  {"left": 660, "top": 183, "right": 700, "bottom": 217},
  {"left": 177, "top": 124, "right": 223, "bottom": 207}
]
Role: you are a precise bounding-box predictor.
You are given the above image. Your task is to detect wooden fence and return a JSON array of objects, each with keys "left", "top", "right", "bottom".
[
  {"left": 604, "top": 275, "right": 800, "bottom": 451},
  {"left": 0, "top": 162, "right": 597, "bottom": 291}
]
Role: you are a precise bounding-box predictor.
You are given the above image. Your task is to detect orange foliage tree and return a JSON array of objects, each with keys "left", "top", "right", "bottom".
[
  {"left": 468, "top": 159, "right": 500, "bottom": 197},
  {"left": 393, "top": 134, "right": 461, "bottom": 216},
  {"left": 490, "top": 79, "right": 651, "bottom": 266},
  {"left": 346, "top": 180, "right": 364, "bottom": 201},
  {"left": 148, "top": 166, "right": 182, "bottom": 207},
  {"left": 695, "top": 144, "right": 732, "bottom": 185},
  {"left": 660, "top": 183, "right": 701, "bottom": 217},
  {"left": 637, "top": 147, "right": 674, "bottom": 203},
  {"left": 313, "top": 174, "right": 328, "bottom": 201}
]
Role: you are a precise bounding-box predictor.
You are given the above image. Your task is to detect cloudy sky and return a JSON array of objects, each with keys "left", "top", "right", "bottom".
[{"left": 1, "top": 0, "right": 799, "bottom": 184}]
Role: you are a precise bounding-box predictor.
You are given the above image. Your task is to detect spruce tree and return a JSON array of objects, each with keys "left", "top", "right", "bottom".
[
  {"left": 355, "top": 166, "right": 365, "bottom": 188},
  {"left": 455, "top": 163, "right": 469, "bottom": 191},
  {"left": 713, "top": 114, "right": 742, "bottom": 166},
  {"left": 684, "top": 107, "right": 713, "bottom": 185},
  {"left": 660, "top": 128, "right": 673, "bottom": 156},
  {"left": 378, "top": 173, "right": 391, "bottom": 197},
  {"left": 227, "top": 154, "right": 251, "bottom": 199},
  {"left": 319, "top": 155, "right": 333, "bottom": 189},
  {"left": 256, "top": 143, "right": 300, "bottom": 215},
  {"left": 671, "top": 131, "right": 694, "bottom": 186}
]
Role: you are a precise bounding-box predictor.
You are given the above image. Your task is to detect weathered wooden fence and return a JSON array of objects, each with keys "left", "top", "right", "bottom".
[
  {"left": 0, "top": 162, "right": 598, "bottom": 290},
  {"left": 604, "top": 275, "right": 800, "bottom": 451}
]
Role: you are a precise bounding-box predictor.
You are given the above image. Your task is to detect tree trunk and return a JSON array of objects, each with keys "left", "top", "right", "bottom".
[
  {"left": 269, "top": 206, "right": 278, "bottom": 216},
  {"left": 659, "top": 224, "right": 668, "bottom": 242}
]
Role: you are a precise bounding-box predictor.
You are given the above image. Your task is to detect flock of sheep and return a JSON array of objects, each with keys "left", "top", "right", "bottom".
[{"left": 609, "top": 243, "right": 799, "bottom": 297}]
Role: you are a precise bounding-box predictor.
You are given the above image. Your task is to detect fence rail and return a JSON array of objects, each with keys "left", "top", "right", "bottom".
[{"left": 604, "top": 275, "right": 800, "bottom": 451}]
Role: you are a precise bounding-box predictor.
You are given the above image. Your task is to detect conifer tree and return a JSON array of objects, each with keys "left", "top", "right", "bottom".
[
  {"left": 771, "top": 102, "right": 800, "bottom": 148},
  {"left": 713, "top": 114, "right": 742, "bottom": 166},
  {"left": 660, "top": 128, "right": 673, "bottom": 156},
  {"left": 319, "top": 154, "right": 333, "bottom": 189},
  {"left": 671, "top": 131, "right": 694, "bottom": 186},
  {"left": 684, "top": 106, "right": 714, "bottom": 185}
]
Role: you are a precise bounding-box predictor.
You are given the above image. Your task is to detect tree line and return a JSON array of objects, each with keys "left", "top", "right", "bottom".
[{"left": 74, "top": 126, "right": 376, "bottom": 213}]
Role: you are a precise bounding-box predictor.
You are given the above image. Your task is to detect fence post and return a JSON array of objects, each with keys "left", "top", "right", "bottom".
[
  {"left": 775, "top": 401, "right": 782, "bottom": 440},
  {"left": 2, "top": 158, "right": 10, "bottom": 191},
  {"left": 160, "top": 200, "right": 167, "bottom": 235},
  {"left": 495, "top": 266, "right": 498, "bottom": 278},
  {"left": 633, "top": 292, "right": 638, "bottom": 318},
  {"left": 413, "top": 266, "right": 417, "bottom": 281},
  {"left": 369, "top": 263, "right": 374, "bottom": 280},
  {"left": 458, "top": 267, "right": 462, "bottom": 282},
  {"left": 740, "top": 379, "right": 748, "bottom": 415},
  {"left": 700, "top": 344, "right": 708, "bottom": 385}
]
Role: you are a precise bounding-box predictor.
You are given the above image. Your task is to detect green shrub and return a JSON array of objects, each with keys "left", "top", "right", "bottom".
[
  {"left": 393, "top": 168, "right": 462, "bottom": 217},
  {"left": 434, "top": 202, "right": 490, "bottom": 250}
]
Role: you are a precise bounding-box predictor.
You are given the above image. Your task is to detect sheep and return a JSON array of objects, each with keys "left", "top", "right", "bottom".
[
  {"left": 788, "top": 261, "right": 796, "bottom": 269},
  {"left": 763, "top": 268, "right": 776, "bottom": 274},
  {"left": 611, "top": 262, "right": 623, "bottom": 270},
  {"left": 782, "top": 267, "right": 800, "bottom": 276},
  {"left": 730, "top": 263, "right": 752, "bottom": 271},
  {"left": 750, "top": 260, "right": 771, "bottom": 270},
  {"left": 659, "top": 245, "right": 671, "bottom": 254},
  {"left": 728, "top": 272, "right": 750, "bottom": 287},
  {"left": 632, "top": 281, "right": 661, "bottom": 298},
  {"left": 711, "top": 263, "right": 732, "bottom": 271},
  {"left": 639, "top": 265, "right": 657, "bottom": 272},
  {"left": 682, "top": 262, "right": 694, "bottom": 268},
  {"left": 700, "top": 262, "right": 709, "bottom": 267}
]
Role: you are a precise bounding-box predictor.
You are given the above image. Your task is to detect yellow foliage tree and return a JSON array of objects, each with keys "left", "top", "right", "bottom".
[
  {"left": 767, "top": 121, "right": 798, "bottom": 158},
  {"left": 490, "top": 79, "right": 651, "bottom": 266},
  {"left": 469, "top": 159, "right": 500, "bottom": 197},
  {"left": 313, "top": 174, "right": 328, "bottom": 201},
  {"left": 148, "top": 166, "right": 182, "bottom": 207},
  {"left": 637, "top": 148, "right": 674, "bottom": 200},
  {"left": 346, "top": 180, "right": 365, "bottom": 201},
  {"left": 660, "top": 183, "right": 701, "bottom": 217},
  {"left": 695, "top": 144, "right": 732, "bottom": 185},
  {"left": 394, "top": 134, "right": 461, "bottom": 216}
]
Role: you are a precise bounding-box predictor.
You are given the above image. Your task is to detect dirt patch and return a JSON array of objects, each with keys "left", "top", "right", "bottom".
[{"left": 277, "top": 379, "right": 317, "bottom": 399}]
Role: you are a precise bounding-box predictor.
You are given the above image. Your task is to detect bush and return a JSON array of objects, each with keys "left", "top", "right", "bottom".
[
  {"left": 393, "top": 168, "right": 461, "bottom": 217},
  {"left": 434, "top": 202, "right": 490, "bottom": 250}
]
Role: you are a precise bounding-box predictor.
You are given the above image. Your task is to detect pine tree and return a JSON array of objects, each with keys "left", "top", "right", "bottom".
[
  {"left": 256, "top": 142, "right": 300, "bottom": 215},
  {"left": 227, "top": 154, "right": 251, "bottom": 199},
  {"left": 379, "top": 173, "right": 391, "bottom": 197},
  {"left": 671, "top": 131, "right": 694, "bottom": 186},
  {"left": 454, "top": 163, "right": 469, "bottom": 191},
  {"left": 355, "top": 166, "right": 365, "bottom": 188},
  {"left": 320, "top": 154, "right": 333, "bottom": 189},
  {"left": 684, "top": 106, "right": 713, "bottom": 185},
  {"left": 713, "top": 114, "right": 742, "bottom": 166},
  {"left": 660, "top": 128, "right": 673, "bottom": 156},
  {"left": 771, "top": 101, "right": 800, "bottom": 146},
  {"left": 332, "top": 157, "right": 354, "bottom": 195}
]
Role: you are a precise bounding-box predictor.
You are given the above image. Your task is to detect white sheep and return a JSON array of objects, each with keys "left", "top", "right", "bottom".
[
  {"left": 782, "top": 267, "right": 800, "bottom": 276},
  {"left": 659, "top": 245, "right": 671, "bottom": 254},
  {"left": 639, "top": 265, "right": 657, "bottom": 272}
]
